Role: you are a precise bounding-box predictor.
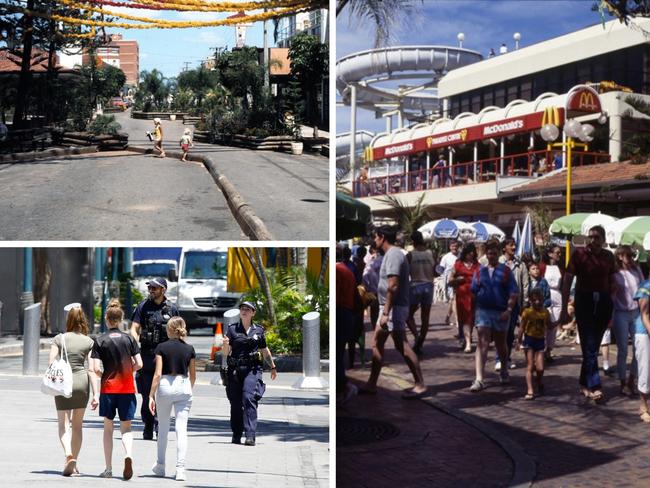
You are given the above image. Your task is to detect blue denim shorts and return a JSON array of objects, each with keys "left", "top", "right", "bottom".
[
  {"left": 409, "top": 282, "right": 433, "bottom": 307},
  {"left": 522, "top": 335, "right": 546, "bottom": 352},
  {"left": 99, "top": 393, "right": 137, "bottom": 421},
  {"left": 475, "top": 308, "right": 509, "bottom": 332}
]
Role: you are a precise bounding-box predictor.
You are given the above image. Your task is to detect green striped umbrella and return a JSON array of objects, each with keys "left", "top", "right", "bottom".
[
  {"left": 549, "top": 212, "right": 617, "bottom": 236},
  {"left": 605, "top": 216, "right": 650, "bottom": 247}
]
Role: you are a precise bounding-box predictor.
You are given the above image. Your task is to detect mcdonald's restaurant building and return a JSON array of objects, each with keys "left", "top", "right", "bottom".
[{"left": 356, "top": 18, "right": 650, "bottom": 228}]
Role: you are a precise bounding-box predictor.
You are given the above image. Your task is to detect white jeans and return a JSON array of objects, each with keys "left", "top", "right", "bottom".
[{"left": 156, "top": 375, "right": 193, "bottom": 468}]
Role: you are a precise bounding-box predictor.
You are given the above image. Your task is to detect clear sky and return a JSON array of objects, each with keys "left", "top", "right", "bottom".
[
  {"left": 94, "top": 4, "right": 275, "bottom": 77},
  {"left": 336, "top": 0, "right": 613, "bottom": 135}
]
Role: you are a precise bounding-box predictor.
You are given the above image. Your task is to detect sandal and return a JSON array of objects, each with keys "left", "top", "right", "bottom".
[
  {"left": 63, "top": 457, "right": 76, "bottom": 477},
  {"left": 524, "top": 393, "right": 535, "bottom": 400},
  {"left": 640, "top": 411, "right": 650, "bottom": 423},
  {"left": 402, "top": 388, "right": 427, "bottom": 400},
  {"left": 590, "top": 390, "right": 605, "bottom": 403}
]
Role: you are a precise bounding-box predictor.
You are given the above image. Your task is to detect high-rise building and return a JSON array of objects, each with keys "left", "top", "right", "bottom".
[{"left": 82, "top": 34, "right": 139, "bottom": 87}]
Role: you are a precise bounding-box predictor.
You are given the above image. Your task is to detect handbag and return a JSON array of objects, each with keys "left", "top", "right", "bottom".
[{"left": 41, "top": 334, "right": 73, "bottom": 398}]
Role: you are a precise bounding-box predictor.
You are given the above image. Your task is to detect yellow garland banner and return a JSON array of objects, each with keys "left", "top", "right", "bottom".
[
  {"left": 57, "top": 0, "right": 313, "bottom": 24},
  {"left": 65, "top": 0, "right": 314, "bottom": 12},
  {"left": 31, "top": 6, "right": 311, "bottom": 28}
]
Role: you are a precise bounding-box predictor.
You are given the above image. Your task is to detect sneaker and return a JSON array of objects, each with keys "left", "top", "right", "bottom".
[
  {"left": 123, "top": 457, "right": 133, "bottom": 481},
  {"left": 469, "top": 379, "right": 486, "bottom": 392},
  {"left": 175, "top": 468, "right": 186, "bottom": 481},
  {"left": 245, "top": 437, "right": 256, "bottom": 446},
  {"left": 509, "top": 361, "right": 517, "bottom": 370},
  {"left": 494, "top": 361, "right": 502, "bottom": 372},
  {"left": 231, "top": 435, "right": 242, "bottom": 445},
  {"left": 500, "top": 371, "right": 510, "bottom": 385},
  {"left": 99, "top": 469, "right": 112, "bottom": 478},
  {"left": 151, "top": 462, "right": 165, "bottom": 477}
]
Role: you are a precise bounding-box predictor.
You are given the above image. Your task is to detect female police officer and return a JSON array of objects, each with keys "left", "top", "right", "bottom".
[{"left": 222, "top": 301, "right": 277, "bottom": 446}]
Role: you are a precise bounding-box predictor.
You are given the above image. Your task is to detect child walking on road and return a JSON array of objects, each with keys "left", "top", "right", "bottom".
[
  {"left": 179, "top": 128, "right": 193, "bottom": 162},
  {"left": 518, "top": 288, "right": 550, "bottom": 400}
]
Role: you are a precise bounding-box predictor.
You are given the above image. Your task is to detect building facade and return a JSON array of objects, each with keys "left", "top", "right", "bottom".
[{"left": 82, "top": 34, "right": 139, "bottom": 87}]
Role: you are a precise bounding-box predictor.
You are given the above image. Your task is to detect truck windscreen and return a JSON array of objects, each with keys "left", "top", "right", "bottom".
[
  {"left": 133, "top": 263, "right": 174, "bottom": 278},
  {"left": 182, "top": 252, "right": 227, "bottom": 280}
]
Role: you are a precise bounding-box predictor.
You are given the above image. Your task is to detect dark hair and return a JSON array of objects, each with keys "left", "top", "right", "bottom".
[
  {"left": 502, "top": 237, "right": 516, "bottom": 250},
  {"left": 460, "top": 242, "right": 477, "bottom": 262},
  {"left": 411, "top": 230, "right": 425, "bottom": 246},
  {"left": 529, "top": 287, "right": 544, "bottom": 301},
  {"left": 543, "top": 245, "right": 561, "bottom": 264},
  {"left": 589, "top": 225, "right": 605, "bottom": 239},
  {"left": 485, "top": 239, "right": 501, "bottom": 253},
  {"left": 615, "top": 245, "right": 637, "bottom": 271},
  {"left": 342, "top": 246, "right": 352, "bottom": 260},
  {"left": 374, "top": 225, "right": 398, "bottom": 244}
]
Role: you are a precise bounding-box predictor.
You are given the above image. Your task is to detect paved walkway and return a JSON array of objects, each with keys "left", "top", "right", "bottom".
[{"left": 341, "top": 303, "right": 650, "bottom": 487}]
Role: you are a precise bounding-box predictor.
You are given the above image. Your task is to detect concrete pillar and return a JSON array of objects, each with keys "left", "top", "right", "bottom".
[
  {"left": 349, "top": 84, "right": 357, "bottom": 175},
  {"left": 292, "top": 311, "right": 328, "bottom": 389},
  {"left": 20, "top": 248, "right": 34, "bottom": 335},
  {"left": 386, "top": 115, "right": 392, "bottom": 133},
  {"left": 608, "top": 116, "right": 621, "bottom": 162}
]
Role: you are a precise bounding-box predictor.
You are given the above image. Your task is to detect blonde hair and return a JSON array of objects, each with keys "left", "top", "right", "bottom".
[
  {"left": 184, "top": 128, "right": 191, "bottom": 135},
  {"left": 153, "top": 117, "right": 161, "bottom": 124},
  {"left": 66, "top": 307, "right": 89, "bottom": 335},
  {"left": 167, "top": 316, "right": 188, "bottom": 341},
  {"left": 106, "top": 298, "right": 124, "bottom": 325}
]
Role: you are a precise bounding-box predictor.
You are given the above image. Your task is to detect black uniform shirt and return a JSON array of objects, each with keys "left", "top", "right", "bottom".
[
  {"left": 226, "top": 321, "right": 266, "bottom": 359},
  {"left": 154, "top": 339, "right": 196, "bottom": 376},
  {"left": 131, "top": 297, "right": 179, "bottom": 354}
]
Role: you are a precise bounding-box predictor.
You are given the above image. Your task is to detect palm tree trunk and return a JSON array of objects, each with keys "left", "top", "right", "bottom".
[
  {"left": 318, "top": 248, "right": 329, "bottom": 287},
  {"left": 253, "top": 248, "right": 276, "bottom": 325},
  {"left": 33, "top": 249, "right": 52, "bottom": 334}
]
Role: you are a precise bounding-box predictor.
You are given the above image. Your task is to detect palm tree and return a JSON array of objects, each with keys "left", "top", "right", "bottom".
[
  {"left": 336, "top": 0, "right": 422, "bottom": 47},
  {"left": 381, "top": 192, "right": 431, "bottom": 239}
]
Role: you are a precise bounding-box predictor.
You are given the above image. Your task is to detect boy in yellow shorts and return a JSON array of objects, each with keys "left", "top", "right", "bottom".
[{"left": 518, "top": 288, "right": 550, "bottom": 399}]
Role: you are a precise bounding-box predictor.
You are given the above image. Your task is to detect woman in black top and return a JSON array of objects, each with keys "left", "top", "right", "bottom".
[
  {"left": 148, "top": 317, "right": 196, "bottom": 481},
  {"left": 222, "top": 301, "right": 277, "bottom": 446}
]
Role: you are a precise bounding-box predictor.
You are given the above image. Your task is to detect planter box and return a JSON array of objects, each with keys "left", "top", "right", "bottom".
[
  {"left": 131, "top": 111, "right": 188, "bottom": 120},
  {"left": 60, "top": 131, "right": 128, "bottom": 150}
]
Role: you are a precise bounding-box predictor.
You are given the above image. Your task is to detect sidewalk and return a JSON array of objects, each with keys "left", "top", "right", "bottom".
[
  {"left": 0, "top": 358, "right": 329, "bottom": 487},
  {"left": 341, "top": 303, "right": 650, "bottom": 487}
]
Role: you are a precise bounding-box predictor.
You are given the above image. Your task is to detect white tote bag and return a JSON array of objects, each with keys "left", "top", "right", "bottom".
[{"left": 41, "top": 334, "right": 73, "bottom": 398}]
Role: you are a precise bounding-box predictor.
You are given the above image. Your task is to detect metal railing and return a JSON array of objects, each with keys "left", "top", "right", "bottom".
[{"left": 353, "top": 150, "right": 611, "bottom": 198}]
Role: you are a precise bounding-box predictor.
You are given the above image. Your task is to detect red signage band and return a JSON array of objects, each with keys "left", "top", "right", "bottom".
[{"left": 373, "top": 109, "right": 566, "bottom": 160}]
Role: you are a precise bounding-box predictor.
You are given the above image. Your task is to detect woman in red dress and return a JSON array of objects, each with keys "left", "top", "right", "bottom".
[{"left": 449, "top": 243, "right": 480, "bottom": 353}]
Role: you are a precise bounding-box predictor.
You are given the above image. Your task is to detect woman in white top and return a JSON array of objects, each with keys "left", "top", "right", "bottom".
[
  {"left": 542, "top": 245, "right": 563, "bottom": 361},
  {"left": 612, "top": 245, "right": 645, "bottom": 394}
]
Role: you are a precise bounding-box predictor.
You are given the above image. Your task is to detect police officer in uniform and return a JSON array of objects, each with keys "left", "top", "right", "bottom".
[
  {"left": 130, "top": 277, "right": 179, "bottom": 440},
  {"left": 222, "top": 301, "right": 277, "bottom": 446}
]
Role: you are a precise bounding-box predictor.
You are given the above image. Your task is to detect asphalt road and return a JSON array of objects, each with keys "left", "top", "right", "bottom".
[
  {"left": 117, "top": 111, "right": 330, "bottom": 241},
  {"left": 0, "top": 151, "right": 245, "bottom": 240}
]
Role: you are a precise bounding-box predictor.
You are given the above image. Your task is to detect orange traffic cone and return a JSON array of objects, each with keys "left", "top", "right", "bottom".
[{"left": 210, "top": 322, "right": 223, "bottom": 362}]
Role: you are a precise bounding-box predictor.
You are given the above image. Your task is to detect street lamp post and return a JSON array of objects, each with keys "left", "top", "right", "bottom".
[{"left": 540, "top": 89, "right": 601, "bottom": 266}]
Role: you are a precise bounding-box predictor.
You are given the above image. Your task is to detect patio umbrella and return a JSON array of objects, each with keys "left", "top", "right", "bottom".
[
  {"left": 516, "top": 213, "right": 533, "bottom": 258},
  {"left": 512, "top": 220, "right": 521, "bottom": 246},
  {"left": 418, "top": 219, "right": 476, "bottom": 241},
  {"left": 471, "top": 221, "right": 506, "bottom": 242},
  {"left": 549, "top": 212, "right": 618, "bottom": 236},
  {"left": 336, "top": 192, "right": 371, "bottom": 240},
  {"left": 644, "top": 231, "right": 650, "bottom": 251},
  {"left": 605, "top": 216, "right": 650, "bottom": 247}
]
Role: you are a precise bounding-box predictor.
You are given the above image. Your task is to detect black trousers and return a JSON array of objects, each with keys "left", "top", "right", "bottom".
[
  {"left": 136, "top": 353, "right": 157, "bottom": 429},
  {"left": 226, "top": 366, "right": 265, "bottom": 439}
]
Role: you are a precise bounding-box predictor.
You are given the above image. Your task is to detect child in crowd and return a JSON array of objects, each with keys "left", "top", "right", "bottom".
[
  {"left": 518, "top": 288, "right": 550, "bottom": 400},
  {"left": 179, "top": 128, "right": 193, "bottom": 162},
  {"left": 528, "top": 261, "right": 553, "bottom": 361},
  {"left": 557, "top": 301, "right": 577, "bottom": 342}
]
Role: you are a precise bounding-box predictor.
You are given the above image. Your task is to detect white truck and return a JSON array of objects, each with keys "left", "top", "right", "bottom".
[
  {"left": 132, "top": 259, "right": 178, "bottom": 304},
  {"left": 176, "top": 246, "right": 242, "bottom": 330}
]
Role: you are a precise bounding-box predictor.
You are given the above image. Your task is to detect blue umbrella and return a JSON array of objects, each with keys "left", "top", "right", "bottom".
[
  {"left": 418, "top": 219, "right": 476, "bottom": 241},
  {"left": 512, "top": 220, "right": 521, "bottom": 247},
  {"left": 470, "top": 222, "right": 506, "bottom": 243},
  {"left": 516, "top": 213, "right": 533, "bottom": 258}
]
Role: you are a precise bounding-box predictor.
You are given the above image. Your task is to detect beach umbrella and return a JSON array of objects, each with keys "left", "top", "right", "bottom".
[
  {"left": 549, "top": 212, "right": 617, "bottom": 236},
  {"left": 418, "top": 219, "right": 476, "bottom": 241},
  {"left": 470, "top": 221, "right": 506, "bottom": 242},
  {"left": 644, "top": 231, "right": 650, "bottom": 251},
  {"left": 516, "top": 213, "right": 533, "bottom": 258},
  {"left": 512, "top": 220, "right": 521, "bottom": 246},
  {"left": 605, "top": 216, "right": 650, "bottom": 247}
]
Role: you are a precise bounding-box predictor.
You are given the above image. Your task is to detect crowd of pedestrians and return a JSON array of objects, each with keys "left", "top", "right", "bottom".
[
  {"left": 337, "top": 224, "right": 650, "bottom": 416},
  {"left": 47, "top": 282, "right": 278, "bottom": 480}
]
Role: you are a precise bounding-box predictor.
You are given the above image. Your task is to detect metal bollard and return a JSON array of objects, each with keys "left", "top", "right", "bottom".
[
  {"left": 22, "top": 303, "right": 41, "bottom": 376},
  {"left": 293, "top": 311, "right": 328, "bottom": 390}
]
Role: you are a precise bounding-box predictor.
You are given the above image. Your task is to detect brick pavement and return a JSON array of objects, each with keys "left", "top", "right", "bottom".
[{"left": 339, "top": 303, "right": 650, "bottom": 487}]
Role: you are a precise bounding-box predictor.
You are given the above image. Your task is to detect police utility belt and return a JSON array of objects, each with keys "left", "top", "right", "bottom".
[{"left": 227, "top": 351, "right": 263, "bottom": 368}]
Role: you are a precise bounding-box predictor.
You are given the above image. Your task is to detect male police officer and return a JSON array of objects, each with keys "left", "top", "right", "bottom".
[{"left": 130, "top": 277, "right": 179, "bottom": 440}]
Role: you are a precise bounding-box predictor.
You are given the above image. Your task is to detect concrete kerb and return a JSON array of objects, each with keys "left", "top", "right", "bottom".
[
  {"left": 126, "top": 145, "right": 274, "bottom": 240},
  {"left": 0, "top": 337, "right": 51, "bottom": 357},
  {"left": 381, "top": 365, "right": 536, "bottom": 487},
  {"left": 0, "top": 146, "right": 98, "bottom": 164}
]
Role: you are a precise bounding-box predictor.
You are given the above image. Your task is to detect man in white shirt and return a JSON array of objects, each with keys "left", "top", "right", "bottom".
[{"left": 440, "top": 241, "right": 461, "bottom": 335}]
